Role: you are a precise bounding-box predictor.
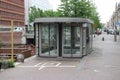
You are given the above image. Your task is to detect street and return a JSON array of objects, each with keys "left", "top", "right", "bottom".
[{"left": 0, "top": 33, "right": 120, "bottom": 80}]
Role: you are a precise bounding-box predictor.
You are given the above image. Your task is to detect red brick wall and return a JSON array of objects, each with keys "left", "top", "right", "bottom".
[
  {"left": 0, "top": 0, "right": 25, "bottom": 26},
  {"left": 0, "top": 32, "right": 22, "bottom": 44}
]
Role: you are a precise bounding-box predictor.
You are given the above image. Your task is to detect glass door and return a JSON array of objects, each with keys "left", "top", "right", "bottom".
[
  {"left": 49, "top": 25, "right": 57, "bottom": 57},
  {"left": 41, "top": 25, "right": 57, "bottom": 57},
  {"left": 63, "top": 26, "right": 72, "bottom": 57},
  {"left": 41, "top": 25, "right": 49, "bottom": 57},
  {"left": 72, "top": 27, "right": 81, "bottom": 57},
  {"left": 63, "top": 26, "right": 81, "bottom": 57}
]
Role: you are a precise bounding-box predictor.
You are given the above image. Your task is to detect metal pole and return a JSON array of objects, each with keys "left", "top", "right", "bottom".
[
  {"left": 114, "top": 26, "right": 117, "bottom": 42},
  {"left": 114, "top": 11, "right": 118, "bottom": 42},
  {"left": 11, "top": 20, "right": 14, "bottom": 61}
]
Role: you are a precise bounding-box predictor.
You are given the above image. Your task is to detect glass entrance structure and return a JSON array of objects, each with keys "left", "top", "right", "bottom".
[{"left": 34, "top": 18, "right": 93, "bottom": 58}]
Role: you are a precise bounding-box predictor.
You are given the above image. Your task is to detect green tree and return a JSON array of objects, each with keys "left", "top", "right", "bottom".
[
  {"left": 58, "top": 0, "right": 101, "bottom": 29},
  {"left": 29, "top": 7, "right": 61, "bottom": 22},
  {"left": 29, "top": 1, "right": 102, "bottom": 29},
  {"left": 58, "top": 0, "right": 93, "bottom": 17},
  {"left": 88, "top": 3, "right": 102, "bottom": 30},
  {"left": 29, "top": 6, "right": 43, "bottom": 22},
  {"left": 43, "top": 10, "right": 60, "bottom": 17}
]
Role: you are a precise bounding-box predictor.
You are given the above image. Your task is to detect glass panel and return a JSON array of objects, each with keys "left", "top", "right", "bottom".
[
  {"left": 49, "top": 25, "right": 57, "bottom": 57},
  {"left": 72, "top": 27, "right": 80, "bottom": 56},
  {"left": 41, "top": 25, "right": 57, "bottom": 57},
  {"left": 90, "top": 24, "right": 93, "bottom": 49},
  {"left": 63, "top": 26, "right": 71, "bottom": 55},
  {"left": 41, "top": 26, "right": 49, "bottom": 56},
  {"left": 75, "top": 27, "right": 80, "bottom": 47},
  {"left": 63, "top": 26, "right": 81, "bottom": 57},
  {"left": 86, "top": 26, "right": 90, "bottom": 53}
]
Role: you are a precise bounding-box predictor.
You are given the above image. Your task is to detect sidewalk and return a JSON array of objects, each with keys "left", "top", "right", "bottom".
[{"left": 77, "top": 33, "right": 120, "bottom": 80}]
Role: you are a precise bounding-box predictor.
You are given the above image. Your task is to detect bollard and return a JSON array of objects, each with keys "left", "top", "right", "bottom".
[
  {"left": 17, "top": 54, "right": 24, "bottom": 62},
  {"left": 102, "top": 37, "right": 104, "bottom": 41}
]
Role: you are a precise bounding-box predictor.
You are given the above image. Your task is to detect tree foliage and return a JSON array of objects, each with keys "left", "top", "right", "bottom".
[
  {"left": 58, "top": 0, "right": 93, "bottom": 17},
  {"left": 29, "top": 6, "right": 60, "bottom": 22},
  {"left": 29, "top": 6, "right": 43, "bottom": 22},
  {"left": 58, "top": 0, "right": 102, "bottom": 29},
  {"left": 29, "top": 0, "right": 102, "bottom": 29}
]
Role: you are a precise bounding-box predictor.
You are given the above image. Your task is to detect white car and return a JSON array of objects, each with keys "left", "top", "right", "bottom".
[{"left": 109, "top": 29, "right": 114, "bottom": 34}]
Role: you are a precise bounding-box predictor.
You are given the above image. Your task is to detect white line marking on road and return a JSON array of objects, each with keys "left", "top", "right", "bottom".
[
  {"left": 18, "top": 62, "right": 76, "bottom": 70},
  {"left": 56, "top": 63, "right": 61, "bottom": 66},
  {"left": 34, "top": 63, "right": 42, "bottom": 67},
  {"left": 41, "top": 63, "right": 47, "bottom": 66},
  {"left": 38, "top": 66, "right": 45, "bottom": 70},
  {"left": 18, "top": 66, "right": 39, "bottom": 68},
  {"left": 18, "top": 65, "right": 76, "bottom": 68},
  {"left": 38, "top": 63, "right": 47, "bottom": 70},
  {"left": 59, "top": 66, "right": 76, "bottom": 67}
]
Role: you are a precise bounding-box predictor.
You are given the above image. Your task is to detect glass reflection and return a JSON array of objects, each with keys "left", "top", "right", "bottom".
[
  {"left": 72, "top": 27, "right": 80, "bottom": 56},
  {"left": 41, "top": 25, "right": 57, "bottom": 57},
  {"left": 63, "top": 26, "right": 80, "bottom": 57},
  {"left": 49, "top": 25, "right": 57, "bottom": 56},
  {"left": 41, "top": 26, "right": 49, "bottom": 54},
  {"left": 63, "top": 27, "right": 71, "bottom": 55}
]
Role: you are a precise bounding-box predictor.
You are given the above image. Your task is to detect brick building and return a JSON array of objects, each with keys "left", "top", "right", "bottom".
[
  {"left": 0, "top": 0, "right": 25, "bottom": 45},
  {"left": 0, "top": 0, "right": 24, "bottom": 27}
]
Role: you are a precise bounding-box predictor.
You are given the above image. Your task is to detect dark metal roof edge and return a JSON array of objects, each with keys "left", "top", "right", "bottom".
[{"left": 34, "top": 17, "right": 93, "bottom": 24}]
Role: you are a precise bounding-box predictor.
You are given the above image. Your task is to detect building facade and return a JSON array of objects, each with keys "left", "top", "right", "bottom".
[
  {"left": 0, "top": 0, "right": 25, "bottom": 28},
  {"left": 110, "top": 3, "right": 120, "bottom": 30},
  {"left": 0, "top": 0, "right": 25, "bottom": 44},
  {"left": 110, "top": 2, "right": 120, "bottom": 41}
]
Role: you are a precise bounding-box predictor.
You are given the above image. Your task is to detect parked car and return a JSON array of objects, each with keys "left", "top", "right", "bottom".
[
  {"left": 108, "top": 29, "right": 114, "bottom": 34},
  {"left": 113, "top": 30, "right": 119, "bottom": 35},
  {"left": 95, "top": 29, "right": 102, "bottom": 35}
]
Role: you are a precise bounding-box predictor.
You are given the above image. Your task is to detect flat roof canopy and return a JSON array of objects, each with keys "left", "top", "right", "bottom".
[{"left": 34, "top": 17, "right": 93, "bottom": 24}]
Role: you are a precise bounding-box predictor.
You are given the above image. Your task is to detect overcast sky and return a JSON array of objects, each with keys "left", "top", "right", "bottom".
[
  {"left": 48, "top": 0, "right": 120, "bottom": 23},
  {"left": 94, "top": 0, "right": 120, "bottom": 23}
]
